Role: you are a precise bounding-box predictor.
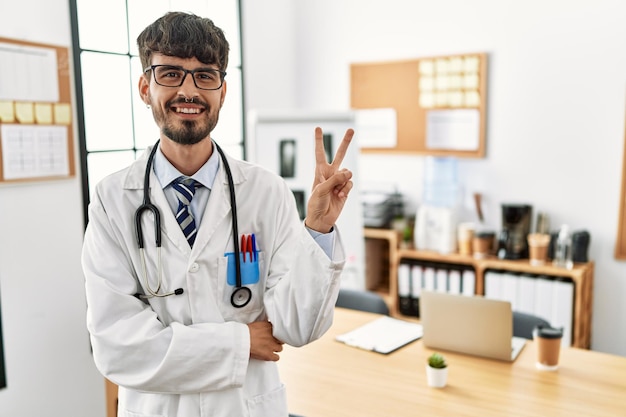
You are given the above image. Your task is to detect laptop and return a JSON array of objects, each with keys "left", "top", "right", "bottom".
[{"left": 420, "top": 291, "right": 526, "bottom": 362}]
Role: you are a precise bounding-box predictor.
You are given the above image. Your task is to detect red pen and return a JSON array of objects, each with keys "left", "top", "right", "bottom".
[{"left": 241, "top": 235, "right": 248, "bottom": 262}]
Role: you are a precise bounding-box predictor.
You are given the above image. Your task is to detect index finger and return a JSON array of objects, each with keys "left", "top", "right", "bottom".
[{"left": 330, "top": 128, "right": 354, "bottom": 168}]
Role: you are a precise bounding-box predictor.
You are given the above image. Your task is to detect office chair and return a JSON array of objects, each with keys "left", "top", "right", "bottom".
[
  {"left": 335, "top": 288, "right": 390, "bottom": 315},
  {"left": 513, "top": 311, "right": 550, "bottom": 340}
]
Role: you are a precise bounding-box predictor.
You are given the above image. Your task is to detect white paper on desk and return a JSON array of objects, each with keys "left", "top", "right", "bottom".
[{"left": 335, "top": 316, "right": 423, "bottom": 354}]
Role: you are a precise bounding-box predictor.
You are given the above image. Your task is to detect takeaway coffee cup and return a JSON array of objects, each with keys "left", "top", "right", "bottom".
[
  {"left": 533, "top": 325, "right": 563, "bottom": 371},
  {"left": 527, "top": 233, "right": 550, "bottom": 266},
  {"left": 457, "top": 222, "right": 475, "bottom": 256},
  {"left": 473, "top": 231, "right": 495, "bottom": 259}
]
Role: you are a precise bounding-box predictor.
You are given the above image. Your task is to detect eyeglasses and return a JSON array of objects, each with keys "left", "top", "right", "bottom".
[{"left": 144, "top": 65, "right": 226, "bottom": 90}]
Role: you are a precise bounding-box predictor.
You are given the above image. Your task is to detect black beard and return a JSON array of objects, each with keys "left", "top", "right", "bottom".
[{"left": 162, "top": 119, "right": 212, "bottom": 145}]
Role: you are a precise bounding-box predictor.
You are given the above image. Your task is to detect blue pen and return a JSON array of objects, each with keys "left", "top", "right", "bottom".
[{"left": 251, "top": 233, "right": 257, "bottom": 261}]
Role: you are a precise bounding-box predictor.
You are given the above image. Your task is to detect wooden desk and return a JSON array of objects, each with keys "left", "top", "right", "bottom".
[{"left": 279, "top": 308, "right": 625, "bottom": 417}]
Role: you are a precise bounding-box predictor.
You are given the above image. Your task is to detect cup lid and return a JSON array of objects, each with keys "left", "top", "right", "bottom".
[{"left": 534, "top": 325, "right": 563, "bottom": 339}]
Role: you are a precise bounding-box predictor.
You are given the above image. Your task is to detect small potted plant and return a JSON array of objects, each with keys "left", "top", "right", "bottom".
[{"left": 426, "top": 352, "right": 448, "bottom": 388}]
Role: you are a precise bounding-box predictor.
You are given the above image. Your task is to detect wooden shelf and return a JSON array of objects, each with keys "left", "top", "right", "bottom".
[
  {"left": 363, "top": 228, "right": 594, "bottom": 349},
  {"left": 364, "top": 228, "right": 400, "bottom": 308}
]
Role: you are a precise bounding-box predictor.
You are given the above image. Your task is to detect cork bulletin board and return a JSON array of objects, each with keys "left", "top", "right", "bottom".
[
  {"left": 0, "top": 36, "right": 76, "bottom": 183},
  {"left": 351, "top": 52, "right": 488, "bottom": 158}
]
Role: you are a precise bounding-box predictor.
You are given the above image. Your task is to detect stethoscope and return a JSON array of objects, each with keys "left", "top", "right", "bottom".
[{"left": 134, "top": 139, "right": 252, "bottom": 308}]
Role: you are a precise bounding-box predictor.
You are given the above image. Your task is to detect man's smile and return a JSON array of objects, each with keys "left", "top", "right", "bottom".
[{"left": 173, "top": 106, "right": 203, "bottom": 114}]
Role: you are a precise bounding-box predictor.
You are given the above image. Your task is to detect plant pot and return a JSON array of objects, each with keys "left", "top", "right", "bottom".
[{"left": 426, "top": 365, "right": 448, "bottom": 388}]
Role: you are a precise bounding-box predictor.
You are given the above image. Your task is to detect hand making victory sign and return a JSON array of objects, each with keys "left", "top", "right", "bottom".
[{"left": 304, "top": 127, "right": 355, "bottom": 233}]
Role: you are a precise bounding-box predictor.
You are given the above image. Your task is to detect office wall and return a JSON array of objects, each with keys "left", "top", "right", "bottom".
[
  {"left": 243, "top": 0, "right": 626, "bottom": 356},
  {"left": 0, "top": 0, "right": 105, "bottom": 416}
]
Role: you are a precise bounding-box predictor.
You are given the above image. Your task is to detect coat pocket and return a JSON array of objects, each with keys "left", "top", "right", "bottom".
[
  {"left": 217, "top": 251, "right": 266, "bottom": 322},
  {"left": 247, "top": 383, "right": 287, "bottom": 417}
]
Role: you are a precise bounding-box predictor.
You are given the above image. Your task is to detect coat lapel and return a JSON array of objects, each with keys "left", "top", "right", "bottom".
[{"left": 192, "top": 153, "right": 246, "bottom": 257}]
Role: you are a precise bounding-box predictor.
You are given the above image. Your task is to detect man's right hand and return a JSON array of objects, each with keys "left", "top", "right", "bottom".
[{"left": 248, "top": 321, "right": 284, "bottom": 361}]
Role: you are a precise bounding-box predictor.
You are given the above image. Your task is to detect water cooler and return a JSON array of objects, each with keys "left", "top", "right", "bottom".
[{"left": 414, "top": 157, "right": 460, "bottom": 254}]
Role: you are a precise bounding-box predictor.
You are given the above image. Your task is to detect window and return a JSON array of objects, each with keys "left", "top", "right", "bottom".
[{"left": 69, "top": 0, "right": 244, "bottom": 224}]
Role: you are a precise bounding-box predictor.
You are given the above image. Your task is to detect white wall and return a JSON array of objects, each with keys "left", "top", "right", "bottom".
[
  {"left": 0, "top": 0, "right": 105, "bottom": 416},
  {"left": 243, "top": 0, "right": 626, "bottom": 356}
]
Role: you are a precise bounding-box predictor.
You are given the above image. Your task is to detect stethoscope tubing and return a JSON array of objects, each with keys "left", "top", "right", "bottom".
[{"left": 135, "top": 143, "right": 162, "bottom": 249}]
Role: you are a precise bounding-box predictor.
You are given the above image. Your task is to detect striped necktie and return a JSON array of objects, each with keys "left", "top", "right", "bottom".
[{"left": 172, "top": 177, "right": 202, "bottom": 247}]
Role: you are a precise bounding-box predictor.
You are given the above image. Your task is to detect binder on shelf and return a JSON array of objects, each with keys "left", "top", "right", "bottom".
[
  {"left": 461, "top": 269, "right": 476, "bottom": 296},
  {"left": 448, "top": 268, "right": 462, "bottom": 295},
  {"left": 500, "top": 272, "right": 519, "bottom": 311},
  {"left": 397, "top": 263, "right": 413, "bottom": 316},
  {"left": 435, "top": 268, "right": 448, "bottom": 293},
  {"left": 551, "top": 278, "right": 574, "bottom": 347},
  {"left": 423, "top": 266, "right": 436, "bottom": 292},
  {"left": 516, "top": 274, "right": 537, "bottom": 315},
  {"left": 410, "top": 264, "right": 423, "bottom": 316},
  {"left": 533, "top": 276, "right": 554, "bottom": 325},
  {"left": 484, "top": 270, "right": 504, "bottom": 300}
]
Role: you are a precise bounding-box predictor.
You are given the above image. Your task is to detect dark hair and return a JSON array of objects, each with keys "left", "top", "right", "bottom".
[{"left": 137, "top": 11, "right": 229, "bottom": 71}]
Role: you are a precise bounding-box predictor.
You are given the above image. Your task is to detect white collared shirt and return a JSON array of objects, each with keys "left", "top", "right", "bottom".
[{"left": 153, "top": 143, "right": 219, "bottom": 224}]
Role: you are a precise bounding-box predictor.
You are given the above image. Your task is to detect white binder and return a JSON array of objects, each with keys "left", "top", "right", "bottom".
[
  {"left": 462, "top": 269, "right": 476, "bottom": 296},
  {"left": 551, "top": 279, "right": 574, "bottom": 347},
  {"left": 484, "top": 270, "right": 503, "bottom": 300},
  {"left": 397, "top": 263, "right": 411, "bottom": 298},
  {"left": 516, "top": 274, "right": 537, "bottom": 315},
  {"left": 410, "top": 264, "right": 422, "bottom": 298},
  {"left": 436, "top": 268, "right": 448, "bottom": 293},
  {"left": 533, "top": 276, "right": 554, "bottom": 325},
  {"left": 501, "top": 272, "right": 519, "bottom": 311},
  {"left": 448, "top": 269, "right": 462, "bottom": 294},
  {"left": 423, "top": 266, "right": 436, "bottom": 292}
]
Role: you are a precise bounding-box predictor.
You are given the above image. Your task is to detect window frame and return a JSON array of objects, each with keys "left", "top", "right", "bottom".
[{"left": 68, "top": 1, "right": 246, "bottom": 227}]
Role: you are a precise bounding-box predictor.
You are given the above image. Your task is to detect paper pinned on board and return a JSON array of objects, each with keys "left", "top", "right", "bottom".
[
  {"left": 426, "top": 109, "right": 480, "bottom": 151},
  {"left": 354, "top": 108, "right": 397, "bottom": 148},
  {"left": 1, "top": 124, "right": 69, "bottom": 179}
]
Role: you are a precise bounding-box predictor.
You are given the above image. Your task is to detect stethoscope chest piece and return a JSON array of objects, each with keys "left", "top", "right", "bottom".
[{"left": 231, "top": 287, "right": 252, "bottom": 308}]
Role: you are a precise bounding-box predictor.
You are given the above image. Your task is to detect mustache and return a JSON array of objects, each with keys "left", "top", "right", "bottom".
[{"left": 168, "top": 97, "right": 208, "bottom": 108}]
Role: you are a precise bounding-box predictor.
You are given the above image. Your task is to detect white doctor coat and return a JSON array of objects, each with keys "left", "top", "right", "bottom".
[{"left": 82, "top": 147, "right": 346, "bottom": 417}]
